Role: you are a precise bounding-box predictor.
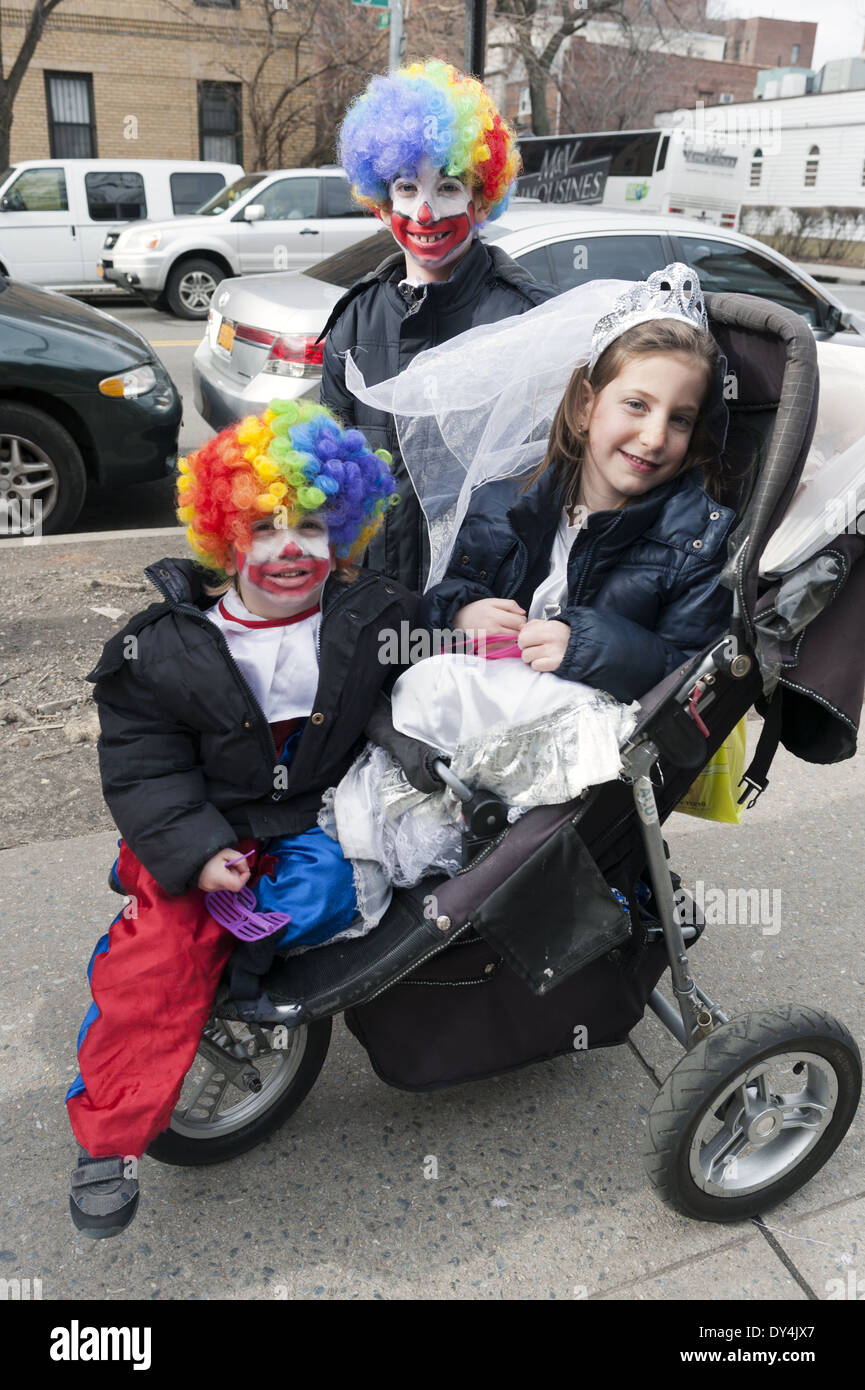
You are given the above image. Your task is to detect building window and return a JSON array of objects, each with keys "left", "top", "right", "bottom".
[
  {"left": 804, "top": 145, "right": 819, "bottom": 188},
  {"left": 697, "top": 90, "right": 713, "bottom": 103},
  {"left": 750, "top": 147, "right": 763, "bottom": 188},
  {"left": 732, "top": 40, "right": 740, "bottom": 60},
  {"left": 719, "top": 93, "right": 734, "bottom": 104},
  {"left": 45, "top": 72, "right": 96, "bottom": 157},
  {"left": 199, "top": 81, "right": 242, "bottom": 164},
  {"left": 791, "top": 44, "right": 800, "bottom": 65}
]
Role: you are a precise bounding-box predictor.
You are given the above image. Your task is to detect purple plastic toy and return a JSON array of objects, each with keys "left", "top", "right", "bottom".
[{"left": 205, "top": 885, "right": 291, "bottom": 942}]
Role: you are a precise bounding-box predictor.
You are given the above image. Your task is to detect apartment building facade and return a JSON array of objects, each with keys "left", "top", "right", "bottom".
[{"left": 3, "top": 0, "right": 317, "bottom": 170}]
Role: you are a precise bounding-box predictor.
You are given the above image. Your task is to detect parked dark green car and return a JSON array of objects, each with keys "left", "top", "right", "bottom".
[{"left": 0, "top": 274, "right": 181, "bottom": 535}]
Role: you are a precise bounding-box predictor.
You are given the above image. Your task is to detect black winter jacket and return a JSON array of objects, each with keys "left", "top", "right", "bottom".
[
  {"left": 420, "top": 470, "right": 737, "bottom": 703},
  {"left": 319, "top": 237, "right": 556, "bottom": 592},
  {"left": 88, "top": 559, "right": 417, "bottom": 896}
]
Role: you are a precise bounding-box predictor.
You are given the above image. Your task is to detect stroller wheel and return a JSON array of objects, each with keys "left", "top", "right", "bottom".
[
  {"left": 643, "top": 1005, "right": 861, "bottom": 1223},
  {"left": 148, "top": 1015, "right": 332, "bottom": 1167}
]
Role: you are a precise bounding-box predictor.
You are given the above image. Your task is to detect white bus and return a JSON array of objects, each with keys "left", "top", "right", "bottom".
[{"left": 515, "top": 128, "right": 745, "bottom": 230}]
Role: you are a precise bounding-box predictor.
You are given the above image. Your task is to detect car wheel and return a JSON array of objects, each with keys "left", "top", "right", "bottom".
[
  {"left": 165, "top": 258, "right": 224, "bottom": 319},
  {"left": 0, "top": 404, "right": 87, "bottom": 536}
]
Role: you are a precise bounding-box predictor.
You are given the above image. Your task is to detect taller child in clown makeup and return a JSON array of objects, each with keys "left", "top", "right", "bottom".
[
  {"left": 318, "top": 59, "right": 556, "bottom": 593},
  {"left": 65, "top": 401, "right": 445, "bottom": 1240}
]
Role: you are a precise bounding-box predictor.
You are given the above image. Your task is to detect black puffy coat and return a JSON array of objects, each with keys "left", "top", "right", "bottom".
[
  {"left": 420, "top": 470, "right": 737, "bottom": 703},
  {"left": 88, "top": 558, "right": 417, "bottom": 896},
  {"left": 319, "top": 238, "right": 556, "bottom": 591}
]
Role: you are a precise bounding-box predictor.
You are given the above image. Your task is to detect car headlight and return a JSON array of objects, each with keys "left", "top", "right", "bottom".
[
  {"left": 99, "top": 365, "right": 158, "bottom": 398},
  {"left": 122, "top": 229, "right": 162, "bottom": 252}
]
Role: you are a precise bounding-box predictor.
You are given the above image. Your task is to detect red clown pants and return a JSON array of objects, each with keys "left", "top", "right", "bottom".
[{"left": 66, "top": 840, "right": 258, "bottom": 1159}]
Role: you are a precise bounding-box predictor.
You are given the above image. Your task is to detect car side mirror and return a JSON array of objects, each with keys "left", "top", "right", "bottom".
[
  {"left": 821, "top": 302, "right": 849, "bottom": 334},
  {"left": 243, "top": 203, "right": 265, "bottom": 222}
]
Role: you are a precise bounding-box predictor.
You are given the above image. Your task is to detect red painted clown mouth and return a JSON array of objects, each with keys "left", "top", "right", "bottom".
[
  {"left": 391, "top": 210, "right": 474, "bottom": 261},
  {"left": 246, "top": 555, "right": 330, "bottom": 594}
]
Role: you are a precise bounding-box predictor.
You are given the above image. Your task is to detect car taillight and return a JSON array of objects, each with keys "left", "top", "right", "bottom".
[
  {"left": 668, "top": 205, "right": 684, "bottom": 215},
  {"left": 263, "top": 333, "right": 325, "bottom": 378},
  {"left": 721, "top": 213, "right": 736, "bottom": 227},
  {"left": 235, "top": 323, "right": 278, "bottom": 347}
]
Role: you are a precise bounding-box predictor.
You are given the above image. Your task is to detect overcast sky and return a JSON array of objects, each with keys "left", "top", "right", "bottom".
[{"left": 707, "top": 0, "right": 865, "bottom": 69}]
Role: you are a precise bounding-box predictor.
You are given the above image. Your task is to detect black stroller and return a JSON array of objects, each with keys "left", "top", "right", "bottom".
[{"left": 143, "top": 294, "right": 863, "bottom": 1224}]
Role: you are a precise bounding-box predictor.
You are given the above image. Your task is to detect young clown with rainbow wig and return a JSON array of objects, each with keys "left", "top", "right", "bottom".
[
  {"left": 320, "top": 59, "right": 555, "bottom": 591},
  {"left": 66, "top": 401, "right": 424, "bottom": 1240},
  {"left": 339, "top": 59, "right": 520, "bottom": 283}
]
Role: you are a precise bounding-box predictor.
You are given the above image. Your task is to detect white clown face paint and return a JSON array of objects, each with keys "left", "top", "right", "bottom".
[
  {"left": 385, "top": 155, "right": 477, "bottom": 281},
  {"left": 231, "top": 512, "right": 331, "bottom": 619}
]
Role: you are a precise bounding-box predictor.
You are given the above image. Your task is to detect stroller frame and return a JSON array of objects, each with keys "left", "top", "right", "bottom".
[{"left": 142, "top": 293, "right": 862, "bottom": 1224}]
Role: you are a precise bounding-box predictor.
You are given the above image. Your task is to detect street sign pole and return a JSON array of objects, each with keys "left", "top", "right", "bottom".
[
  {"left": 388, "top": 0, "right": 403, "bottom": 71},
  {"left": 464, "top": 0, "right": 487, "bottom": 80}
]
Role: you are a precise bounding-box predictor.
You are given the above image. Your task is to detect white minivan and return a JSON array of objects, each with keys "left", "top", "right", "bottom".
[{"left": 0, "top": 158, "right": 243, "bottom": 290}]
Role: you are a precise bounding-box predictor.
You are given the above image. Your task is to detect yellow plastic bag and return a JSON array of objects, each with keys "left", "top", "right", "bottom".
[{"left": 675, "top": 717, "right": 747, "bottom": 824}]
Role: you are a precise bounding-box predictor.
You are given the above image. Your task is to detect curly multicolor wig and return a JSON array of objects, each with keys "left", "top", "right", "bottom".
[
  {"left": 338, "top": 59, "right": 520, "bottom": 222},
  {"left": 176, "top": 399, "right": 398, "bottom": 573}
]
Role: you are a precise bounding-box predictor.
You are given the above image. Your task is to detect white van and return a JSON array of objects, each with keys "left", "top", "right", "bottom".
[{"left": 0, "top": 158, "right": 243, "bottom": 290}]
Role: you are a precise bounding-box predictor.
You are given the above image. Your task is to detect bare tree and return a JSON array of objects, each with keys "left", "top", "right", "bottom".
[
  {"left": 560, "top": 31, "right": 674, "bottom": 132},
  {"left": 165, "top": 0, "right": 387, "bottom": 169},
  {"left": 493, "top": 0, "right": 694, "bottom": 136},
  {"left": 0, "top": 0, "right": 65, "bottom": 170}
]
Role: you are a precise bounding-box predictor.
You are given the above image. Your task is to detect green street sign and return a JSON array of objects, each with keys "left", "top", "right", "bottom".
[
  {"left": 379, "top": 10, "right": 390, "bottom": 24},
  {"left": 351, "top": 0, "right": 389, "bottom": 8}
]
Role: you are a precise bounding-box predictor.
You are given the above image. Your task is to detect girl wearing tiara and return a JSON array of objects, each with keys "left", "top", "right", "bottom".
[
  {"left": 328, "top": 265, "right": 738, "bottom": 889},
  {"left": 67, "top": 401, "right": 427, "bottom": 1239}
]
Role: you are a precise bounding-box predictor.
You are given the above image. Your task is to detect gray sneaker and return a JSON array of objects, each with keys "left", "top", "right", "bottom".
[{"left": 69, "top": 1151, "right": 140, "bottom": 1239}]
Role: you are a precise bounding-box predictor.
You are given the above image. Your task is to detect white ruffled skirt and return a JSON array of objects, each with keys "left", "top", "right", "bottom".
[{"left": 319, "top": 654, "right": 639, "bottom": 932}]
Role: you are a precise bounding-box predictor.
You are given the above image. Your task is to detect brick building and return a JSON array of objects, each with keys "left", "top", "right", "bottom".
[
  {"left": 3, "top": 0, "right": 325, "bottom": 169},
  {"left": 723, "top": 17, "right": 816, "bottom": 70},
  {"left": 504, "top": 38, "right": 760, "bottom": 136},
  {"left": 541, "top": 38, "right": 761, "bottom": 134}
]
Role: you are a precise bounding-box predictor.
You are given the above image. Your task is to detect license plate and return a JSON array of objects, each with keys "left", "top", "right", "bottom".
[{"left": 217, "top": 320, "right": 235, "bottom": 353}]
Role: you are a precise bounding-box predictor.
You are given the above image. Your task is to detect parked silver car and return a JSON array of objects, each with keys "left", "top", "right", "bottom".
[
  {"left": 193, "top": 206, "right": 865, "bottom": 432},
  {"left": 101, "top": 168, "right": 380, "bottom": 319}
]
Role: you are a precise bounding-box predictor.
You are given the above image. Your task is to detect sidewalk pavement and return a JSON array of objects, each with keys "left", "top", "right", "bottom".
[{"left": 0, "top": 532, "right": 862, "bottom": 1298}]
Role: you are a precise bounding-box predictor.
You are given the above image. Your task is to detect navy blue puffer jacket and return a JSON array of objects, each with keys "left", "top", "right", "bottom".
[{"left": 419, "top": 469, "right": 737, "bottom": 702}]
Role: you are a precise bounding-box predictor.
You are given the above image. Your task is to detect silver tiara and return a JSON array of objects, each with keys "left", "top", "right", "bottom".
[{"left": 588, "top": 263, "right": 708, "bottom": 373}]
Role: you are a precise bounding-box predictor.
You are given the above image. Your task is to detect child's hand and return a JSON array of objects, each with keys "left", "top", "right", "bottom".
[
  {"left": 197, "top": 849, "right": 252, "bottom": 893},
  {"left": 518, "top": 619, "right": 570, "bottom": 672},
  {"left": 453, "top": 598, "right": 526, "bottom": 637}
]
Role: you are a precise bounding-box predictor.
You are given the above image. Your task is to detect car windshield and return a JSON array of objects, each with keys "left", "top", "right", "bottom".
[
  {"left": 304, "top": 228, "right": 396, "bottom": 287},
  {"left": 195, "top": 173, "right": 267, "bottom": 216}
]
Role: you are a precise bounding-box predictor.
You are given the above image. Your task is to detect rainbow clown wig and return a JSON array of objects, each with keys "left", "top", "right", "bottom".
[
  {"left": 176, "top": 399, "right": 398, "bottom": 574},
  {"left": 338, "top": 59, "right": 520, "bottom": 222}
]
